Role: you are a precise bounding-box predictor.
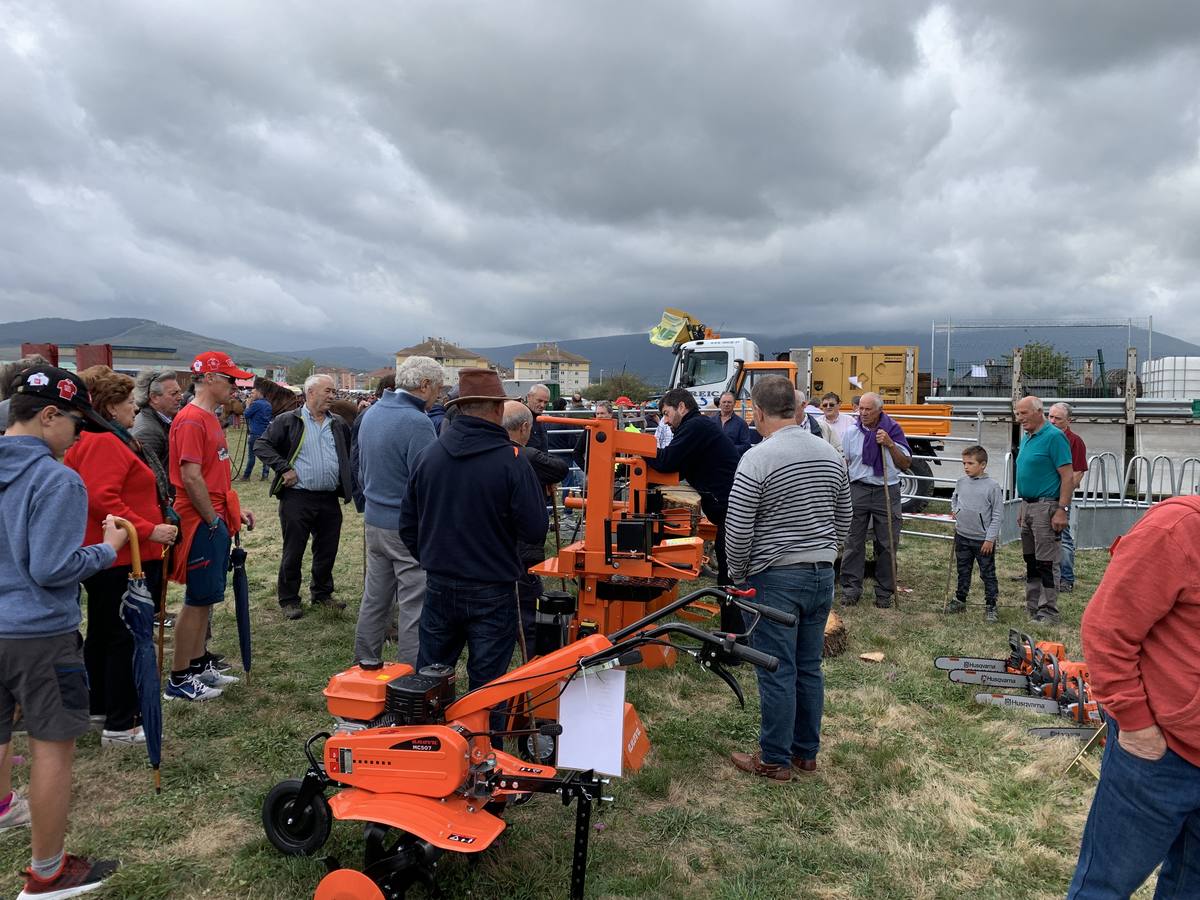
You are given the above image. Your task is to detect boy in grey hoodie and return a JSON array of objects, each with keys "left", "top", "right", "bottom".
[
  {"left": 0, "top": 365, "right": 128, "bottom": 899},
  {"left": 949, "top": 445, "right": 1003, "bottom": 621}
]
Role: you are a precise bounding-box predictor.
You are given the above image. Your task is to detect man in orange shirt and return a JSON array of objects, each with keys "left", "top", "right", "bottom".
[
  {"left": 1067, "top": 496, "right": 1200, "bottom": 897},
  {"left": 165, "top": 352, "right": 255, "bottom": 702}
]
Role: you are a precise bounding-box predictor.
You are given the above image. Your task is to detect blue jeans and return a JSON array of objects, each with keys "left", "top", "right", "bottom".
[
  {"left": 1060, "top": 524, "right": 1076, "bottom": 586},
  {"left": 242, "top": 434, "right": 268, "bottom": 479},
  {"left": 417, "top": 573, "right": 518, "bottom": 692},
  {"left": 1068, "top": 717, "right": 1200, "bottom": 898},
  {"left": 745, "top": 564, "right": 834, "bottom": 766}
]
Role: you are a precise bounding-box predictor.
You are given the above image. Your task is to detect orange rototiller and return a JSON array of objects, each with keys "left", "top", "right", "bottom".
[{"left": 262, "top": 585, "right": 789, "bottom": 899}]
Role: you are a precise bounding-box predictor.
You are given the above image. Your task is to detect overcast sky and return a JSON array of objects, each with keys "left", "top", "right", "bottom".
[{"left": 1, "top": 1, "right": 1197, "bottom": 351}]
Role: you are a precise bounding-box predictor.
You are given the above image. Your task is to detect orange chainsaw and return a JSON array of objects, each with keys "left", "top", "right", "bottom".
[{"left": 262, "top": 585, "right": 790, "bottom": 899}]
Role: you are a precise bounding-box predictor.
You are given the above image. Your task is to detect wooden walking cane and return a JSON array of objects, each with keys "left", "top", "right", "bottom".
[{"left": 882, "top": 479, "right": 900, "bottom": 609}]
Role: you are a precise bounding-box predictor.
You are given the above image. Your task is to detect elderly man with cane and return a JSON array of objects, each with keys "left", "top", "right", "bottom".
[{"left": 839, "top": 393, "right": 911, "bottom": 609}]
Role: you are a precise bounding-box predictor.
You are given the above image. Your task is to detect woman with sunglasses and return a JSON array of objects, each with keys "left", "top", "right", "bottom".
[{"left": 64, "top": 366, "right": 178, "bottom": 747}]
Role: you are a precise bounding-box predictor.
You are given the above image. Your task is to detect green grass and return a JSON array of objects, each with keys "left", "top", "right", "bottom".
[{"left": 0, "top": 428, "right": 1142, "bottom": 898}]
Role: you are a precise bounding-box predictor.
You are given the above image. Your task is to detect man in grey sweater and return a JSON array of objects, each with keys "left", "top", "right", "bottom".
[
  {"left": 725, "top": 376, "right": 852, "bottom": 782},
  {"left": 353, "top": 356, "right": 442, "bottom": 665}
]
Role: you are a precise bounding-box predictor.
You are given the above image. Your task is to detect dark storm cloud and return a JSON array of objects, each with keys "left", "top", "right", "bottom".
[{"left": 0, "top": 0, "right": 1196, "bottom": 350}]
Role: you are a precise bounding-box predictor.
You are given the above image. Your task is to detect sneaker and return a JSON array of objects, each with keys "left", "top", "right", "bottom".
[
  {"left": 88, "top": 714, "right": 106, "bottom": 731},
  {"left": 202, "top": 653, "right": 231, "bottom": 673},
  {"left": 281, "top": 601, "right": 303, "bottom": 620},
  {"left": 0, "top": 792, "right": 31, "bottom": 832},
  {"left": 163, "top": 675, "right": 222, "bottom": 702},
  {"left": 944, "top": 600, "right": 967, "bottom": 614},
  {"left": 1059, "top": 582, "right": 1074, "bottom": 593},
  {"left": 196, "top": 661, "right": 240, "bottom": 688},
  {"left": 101, "top": 727, "right": 146, "bottom": 747},
  {"left": 153, "top": 614, "right": 175, "bottom": 629},
  {"left": 17, "top": 854, "right": 118, "bottom": 899},
  {"left": 985, "top": 606, "right": 999, "bottom": 623},
  {"left": 730, "top": 750, "right": 792, "bottom": 782},
  {"left": 873, "top": 596, "right": 893, "bottom": 609}
]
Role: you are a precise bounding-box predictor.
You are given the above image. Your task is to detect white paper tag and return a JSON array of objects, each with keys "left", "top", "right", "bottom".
[{"left": 555, "top": 668, "right": 626, "bottom": 777}]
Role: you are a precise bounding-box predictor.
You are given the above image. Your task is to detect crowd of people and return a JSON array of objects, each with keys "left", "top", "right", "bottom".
[{"left": 0, "top": 344, "right": 1193, "bottom": 899}]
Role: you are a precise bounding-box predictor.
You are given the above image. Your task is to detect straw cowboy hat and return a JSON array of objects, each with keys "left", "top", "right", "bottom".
[{"left": 444, "top": 368, "right": 507, "bottom": 408}]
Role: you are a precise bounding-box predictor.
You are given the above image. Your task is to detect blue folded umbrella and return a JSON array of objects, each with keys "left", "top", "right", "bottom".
[
  {"left": 231, "top": 534, "right": 251, "bottom": 679},
  {"left": 120, "top": 567, "right": 163, "bottom": 793}
]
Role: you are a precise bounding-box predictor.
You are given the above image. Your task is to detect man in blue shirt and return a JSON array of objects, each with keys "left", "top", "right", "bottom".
[
  {"left": 237, "top": 388, "right": 271, "bottom": 487},
  {"left": 240, "top": 386, "right": 273, "bottom": 480},
  {"left": 255, "top": 374, "right": 353, "bottom": 620},
  {"left": 1014, "top": 395, "right": 1073, "bottom": 625},
  {"left": 716, "top": 391, "right": 755, "bottom": 455}
]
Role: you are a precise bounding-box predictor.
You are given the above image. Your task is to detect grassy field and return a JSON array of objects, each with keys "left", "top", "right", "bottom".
[{"left": 0, "top": 428, "right": 1140, "bottom": 899}]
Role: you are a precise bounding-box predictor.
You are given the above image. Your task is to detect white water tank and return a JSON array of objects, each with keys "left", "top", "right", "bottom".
[{"left": 1141, "top": 357, "right": 1200, "bottom": 399}]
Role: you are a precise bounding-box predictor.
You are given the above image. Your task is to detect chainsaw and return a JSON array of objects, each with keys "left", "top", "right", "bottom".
[
  {"left": 934, "top": 630, "right": 1067, "bottom": 677},
  {"left": 948, "top": 654, "right": 1089, "bottom": 700},
  {"left": 262, "top": 585, "right": 791, "bottom": 899},
  {"left": 974, "top": 674, "right": 1100, "bottom": 725}
]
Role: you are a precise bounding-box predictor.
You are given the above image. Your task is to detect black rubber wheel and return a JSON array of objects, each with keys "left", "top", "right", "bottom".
[
  {"left": 263, "top": 779, "right": 332, "bottom": 856},
  {"left": 899, "top": 457, "right": 933, "bottom": 514}
]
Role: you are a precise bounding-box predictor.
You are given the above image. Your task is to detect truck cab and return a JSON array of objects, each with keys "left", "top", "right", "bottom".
[{"left": 668, "top": 337, "right": 796, "bottom": 409}]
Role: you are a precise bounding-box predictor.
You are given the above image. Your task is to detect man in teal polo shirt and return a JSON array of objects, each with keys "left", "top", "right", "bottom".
[{"left": 1014, "top": 395, "right": 1073, "bottom": 624}]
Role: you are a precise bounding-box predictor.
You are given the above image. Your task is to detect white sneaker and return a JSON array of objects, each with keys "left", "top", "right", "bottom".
[
  {"left": 101, "top": 726, "right": 146, "bottom": 747},
  {"left": 197, "top": 661, "right": 240, "bottom": 688},
  {"left": 0, "top": 792, "right": 31, "bottom": 832}
]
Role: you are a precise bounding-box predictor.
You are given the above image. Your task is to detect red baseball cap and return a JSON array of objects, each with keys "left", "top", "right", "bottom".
[
  {"left": 615, "top": 396, "right": 633, "bottom": 408},
  {"left": 190, "top": 351, "right": 254, "bottom": 380}
]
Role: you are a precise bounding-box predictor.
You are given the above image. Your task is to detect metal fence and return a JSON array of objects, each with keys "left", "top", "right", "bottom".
[{"left": 935, "top": 357, "right": 1133, "bottom": 399}]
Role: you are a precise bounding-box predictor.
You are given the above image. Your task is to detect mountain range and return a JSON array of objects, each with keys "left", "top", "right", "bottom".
[{"left": 3, "top": 317, "right": 1196, "bottom": 386}]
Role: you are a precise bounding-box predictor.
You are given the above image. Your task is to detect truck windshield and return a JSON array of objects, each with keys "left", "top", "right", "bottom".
[{"left": 682, "top": 351, "right": 729, "bottom": 388}]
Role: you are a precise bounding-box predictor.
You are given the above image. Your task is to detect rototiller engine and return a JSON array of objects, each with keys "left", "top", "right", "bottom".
[{"left": 262, "top": 585, "right": 788, "bottom": 899}]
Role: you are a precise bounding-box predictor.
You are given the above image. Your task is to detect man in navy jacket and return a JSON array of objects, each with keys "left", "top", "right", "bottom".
[
  {"left": 400, "top": 369, "right": 548, "bottom": 693},
  {"left": 647, "top": 389, "right": 740, "bottom": 622}
]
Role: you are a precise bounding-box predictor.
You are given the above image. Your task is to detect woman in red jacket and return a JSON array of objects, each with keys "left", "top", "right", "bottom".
[{"left": 66, "top": 367, "right": 177, "bottom": 746}]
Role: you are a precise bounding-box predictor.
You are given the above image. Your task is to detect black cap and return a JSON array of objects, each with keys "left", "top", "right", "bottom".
[{"left": 11, "top": 365, "right": 111, "bottom": 433}]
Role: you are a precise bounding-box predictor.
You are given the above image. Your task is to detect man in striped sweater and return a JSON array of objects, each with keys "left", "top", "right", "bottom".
[{"left": 725, "top": 376, "right": 852, "bottom": 782}]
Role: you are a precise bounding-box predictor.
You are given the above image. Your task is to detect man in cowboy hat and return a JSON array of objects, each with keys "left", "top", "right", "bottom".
[{"left": 400, "top": 369, "right": 548, "bottom": 695}]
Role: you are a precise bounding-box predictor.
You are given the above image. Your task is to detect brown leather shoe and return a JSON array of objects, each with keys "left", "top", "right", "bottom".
[
  {"left": 791, "top": 757, "right": 818, "bottom": 774},
  {"left": 730, "top": 751, "right": 792, "bottom": 782}
]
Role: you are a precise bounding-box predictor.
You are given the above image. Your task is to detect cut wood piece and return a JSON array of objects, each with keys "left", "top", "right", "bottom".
[
  {"left": 823, "top": 611, "right": 848, "bottom": 658},
  {"left": 859, "top": 651, "right": 886, "bottom": 663}
]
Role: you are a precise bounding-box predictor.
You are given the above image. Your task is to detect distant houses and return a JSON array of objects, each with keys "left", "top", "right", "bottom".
[
  {"left": 512, "top": 343, "right": 590, "bottom": 394},
  {"left": 394, "top": 337, "right": 497, "bottom": 385}
]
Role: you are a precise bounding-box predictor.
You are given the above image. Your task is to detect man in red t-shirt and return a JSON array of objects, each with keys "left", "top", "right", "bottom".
[
  {"left": 165, "top": 352, "right": 256, "bottom": 702},
  {"left": 1048, "top": 403, "right": 1087, "bottom": 591},
  {"left": 1066, "top": 496, "right": 1200, "bottom": 897}
]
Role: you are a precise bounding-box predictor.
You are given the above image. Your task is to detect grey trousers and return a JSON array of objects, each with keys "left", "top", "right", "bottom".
[
  {"left": 1019, "top": 499, "right": 1061, "bottom": 620},
  {"left": 354, "top": 524, "right": 426, "bottom": 667},
  {"left": 840, "top": 481, "right": 903, "bottom": 602}
]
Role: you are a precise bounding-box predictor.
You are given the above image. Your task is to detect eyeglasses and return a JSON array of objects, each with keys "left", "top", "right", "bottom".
[
  {"left": 210, "top": 373, "right": 235, "bottom": 385},
  {"left": 56, "top": 409, "right": 85, "bottom": 435},
  {"left": 820, "top": 402, "right": 838, "bottom": 409}
]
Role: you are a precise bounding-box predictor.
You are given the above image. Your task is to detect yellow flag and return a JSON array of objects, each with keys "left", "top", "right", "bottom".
[{"left": 649, "top": 308, "right": 696, "bottom": 347}]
